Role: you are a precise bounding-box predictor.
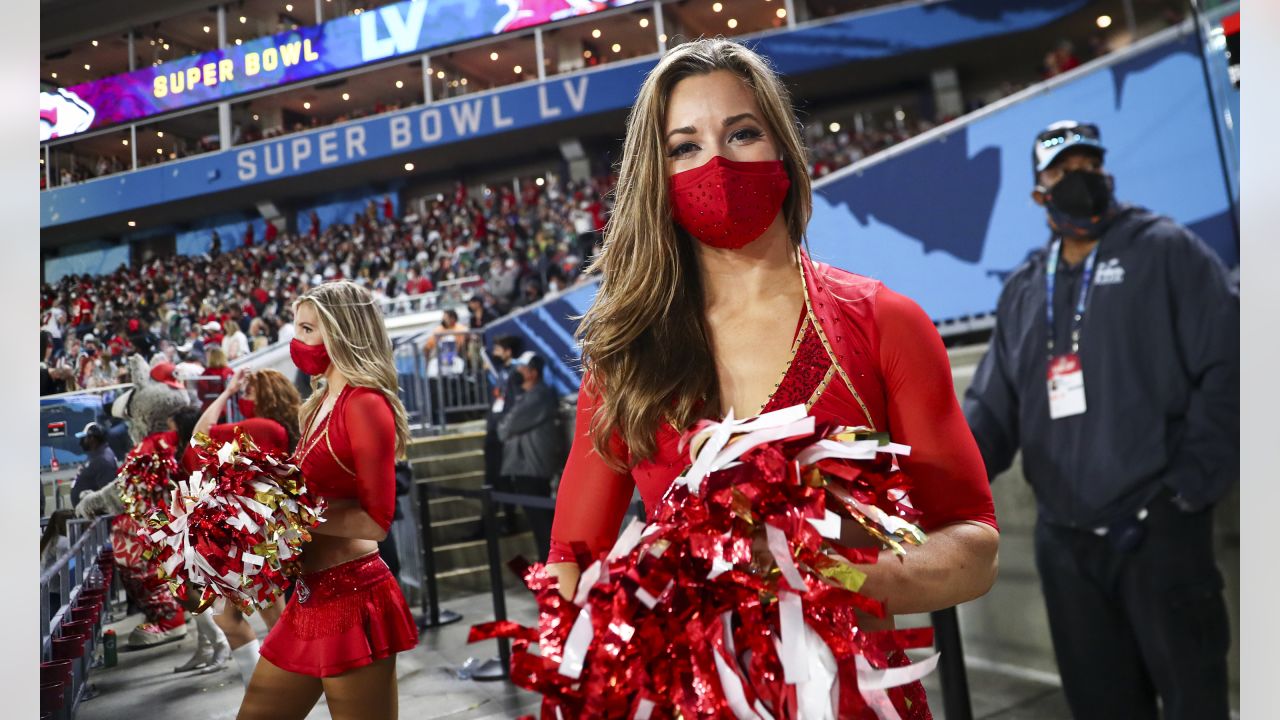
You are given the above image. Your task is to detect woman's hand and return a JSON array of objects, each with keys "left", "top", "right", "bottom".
[
  {"left": 223, "top": 368, "right": 248, "bottom": 396},
  {"left": 545, "top": 562, "right": 581, "bottom": 601}
]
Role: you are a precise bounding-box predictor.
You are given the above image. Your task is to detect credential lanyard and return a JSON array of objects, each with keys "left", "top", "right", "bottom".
[{"left": 1045, "top": 239, "right": 1099, "bottom": 356}]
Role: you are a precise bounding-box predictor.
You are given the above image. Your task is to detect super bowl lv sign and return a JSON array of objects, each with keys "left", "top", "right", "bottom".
[{"left": 39, "top": 0, "right": 638, "bottom": 142}]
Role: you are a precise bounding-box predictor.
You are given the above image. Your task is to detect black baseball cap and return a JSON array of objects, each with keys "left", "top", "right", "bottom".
[{"left": 1033, "top": 121, "right": 1106, "bottom": 179}]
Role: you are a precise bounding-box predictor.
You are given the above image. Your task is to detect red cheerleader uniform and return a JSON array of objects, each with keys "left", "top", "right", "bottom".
[
  {"left": 549, "top": 250, "right": 999, "bottom": 719},
  {"left": 259, "top": 384, "right": 418, "bottom": 677}
]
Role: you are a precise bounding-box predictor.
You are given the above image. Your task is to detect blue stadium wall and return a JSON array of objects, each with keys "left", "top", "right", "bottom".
[{"left": 485, "top": 24, "right": 1241, "bottom": 395}]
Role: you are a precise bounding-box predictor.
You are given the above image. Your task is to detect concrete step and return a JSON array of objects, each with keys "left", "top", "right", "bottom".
[
  {"left": 432, "top": 531, "right": 541, "bottom": 598},
  {"left": 413, "top": 448, "right": 485, "bottom": 478},
  {"left": 427, "top": 510, "right": 528, "bottom": 545},
  {"left": 407, "top": 429, "right": 487, "bottom": 459}
]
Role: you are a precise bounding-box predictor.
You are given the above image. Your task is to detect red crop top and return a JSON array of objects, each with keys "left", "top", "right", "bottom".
[
  {"left": 547, "top": 252, "right": 998, "bottom": 565},
  {"left": 292, "top": 384, "right": 399, "bottom": 533},
  {"left": 180, "top": 418, "right": 289, "bottom": 475}
]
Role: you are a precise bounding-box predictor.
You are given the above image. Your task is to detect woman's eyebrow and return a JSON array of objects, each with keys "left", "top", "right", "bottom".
[{"left": 666, "top": 112, "right": 759, "bottom": 141}]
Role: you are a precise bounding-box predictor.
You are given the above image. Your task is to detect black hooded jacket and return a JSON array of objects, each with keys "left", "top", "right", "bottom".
[{"left": 964, "top": 205, "right": 1239, "bottom": 528}]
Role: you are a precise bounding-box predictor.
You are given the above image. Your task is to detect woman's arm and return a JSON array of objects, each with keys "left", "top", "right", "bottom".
[
  {"left": 847, "top": 287, "right": 1000, "bottom": 614},
  {"left": 193, "top": 368, "right": 245, "bottom": 439},
  {"left": 311, "top": 498, "right": 390, "bottom": 541},
  {"left": 312, "top": 389, "right": 399, "bottom": 542},
  {"left": 843, "top": 520, "right": 999, "bottom": 615},
  {"left": 546, "top": 373, "right": 635, "bottom": 599}
]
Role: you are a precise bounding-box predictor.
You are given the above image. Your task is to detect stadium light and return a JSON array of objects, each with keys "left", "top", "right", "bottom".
[
  {"left": 404, "top": 162, "right": 415, "bottom": 172},
  {"left": 829, "top": 122, "right": 840, "bottom": 133},
  {"left": 157, "top": 130, "right": 164, "bottom": 137},
  {"left": 395, "top": 80, "right": 404, "bottom": 88},
  {"left": 612, "top": 43, "right": 621, "bottom": 53},
  {"left": 660, "top": 34, "right": 667, "bottom": 42},
  {"left": 640, "top": 18, "right": 649, "bottom": 28},
  {"left": 592, "top": 28, "right": 602, "bottom": 38},
  {"left": 342, "top": 92, "right": 350, "bottom": 100},
  {"left": 583, "top": 50, "right": 592, "bottom": 58},
  {"left": 437, "top": 70, "right": 445, "bottom": 79},
  {"left": 776, "top": 8, "right": 787, "bottom": 18},
  {"left": 303, "top": 101, "right": 311, "bottom": 109},
  {"left": 127, "top": 221, "right": 137, "bottom": 227},
  {"left": 203, "top": 25, "right": 210, "bottom": 33},
  {"left": 460, "top": 78, "right": 468, "bottom": 86},
  {"left": 490, "top": 52, "right": 499, "bottom": 61},
  {"left": 286, "top": 3, "right": 294, "bottom": 11},
  {"left": 163, "top": 43, "right": 170, "bottom": 50},
  {"left": 536, "top": 177, "right": 545, "bottom": 186},
  {"left": 240, "top": 15, "right": 247, "bottom": 23},
  {"left": 91, "top": 40, "right": 99, "bottom": 47},
  {"left": 713, "top": 3, "right": 722, "bottom": 12},
  {"left": 122, "top": 139, "right": 129, "bottom": 146},
  {"left": 252, "top": 114, "right": 259, "bottom": 120},
  {"left": 84, "top": 64, "right": 91, "bottom": 71},
  {"left": 1096, "top": 15, "right": 1112, "bottom": 28},
  {"left": 51, "top": 72, "right": 57, "bottom": 79},
  {"left": 156, "top": 148, "right": 163, "bottom": 154},
  {"left": 514, "top": 65, "right": 522, "bottom": 74},
  {"left": 728, "top": 18, "right": 738, "bottom": 29},
  {"left": 235, "top": 39, "right": 243, "bottom": 45}
]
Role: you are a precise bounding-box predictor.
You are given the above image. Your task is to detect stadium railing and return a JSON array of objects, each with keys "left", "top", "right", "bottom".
[
  {"left": 378, "top": 276, "right": 484, "bottom": 319},
  {"left": 393, "top": 329, "right": 492, "bottom": 433},
  {"left": 40, "top": 514, "right": 115, "bottom": 718}
]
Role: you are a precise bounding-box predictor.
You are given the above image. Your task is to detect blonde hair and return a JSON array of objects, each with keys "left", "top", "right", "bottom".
[
  {"left": 206, "top": 346, "right": 228, "bottom": 369},
  {"left": 579, "top": 38, "right": 812, "bottom": 468},
  {"left": 293, "top": 280, "right": 410, "bottom": 458}
]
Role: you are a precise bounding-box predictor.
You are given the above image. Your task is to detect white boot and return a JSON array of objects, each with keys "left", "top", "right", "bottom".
[
  {"left": 173, "top": 613, "right": 218, "bottom": 672},
  {"left": 231, "top": 639, "right": 260, "bottom": 688},
  {"left": 200, "top": 616, "right": 233, "bottom": 673}
]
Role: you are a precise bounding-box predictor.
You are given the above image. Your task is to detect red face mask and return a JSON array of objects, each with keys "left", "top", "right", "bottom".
[
  {"left": 669, "top": 156, "right": 791, "bottom": 250},
  {"left": 237, "top": 398, "right": 256, "bottom": 419},
  {"left": 290, "top": 338, "right": 331, "bottom": 376}
]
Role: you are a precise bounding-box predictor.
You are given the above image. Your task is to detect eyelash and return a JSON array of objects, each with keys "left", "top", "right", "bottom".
[{"left": 668, "top": 127, "right": 763, "bottom": 158}]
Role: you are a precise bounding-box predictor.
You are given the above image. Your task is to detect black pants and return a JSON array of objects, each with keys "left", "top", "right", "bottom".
[
  {"left": 484, "top": 426, "right": 516, "bottom": 530},
  {"left": 1034, "top": 493, "right": 1230, "bottom": 720},
  {"left": 506, "top": 475, "right": 554, "bottom": 563}
]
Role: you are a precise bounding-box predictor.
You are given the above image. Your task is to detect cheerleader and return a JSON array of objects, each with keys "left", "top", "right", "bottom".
[
  {"left": 238, "top": 281, "right": 416, "bottom": 720},
  {"left": 546, "top": 38, "right": 1000, "bottom": 718},
  {"left": 177, "top": 368, "right": 304, "bottom": 684}
]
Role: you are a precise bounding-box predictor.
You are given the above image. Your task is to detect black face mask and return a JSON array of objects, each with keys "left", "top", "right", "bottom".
[{"left": 1045, "top": 170, "right": 1117, "bottom": 238}]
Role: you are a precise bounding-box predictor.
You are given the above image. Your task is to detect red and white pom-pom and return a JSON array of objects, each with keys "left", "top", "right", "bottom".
[
  {"left": 470, "top": 404, "right": 938, "bottom": 720},
  {"left": 146, "top": 432, "right": 325, "bottom": 613},
  {"left": 116, "top": 452, "right": 180, "bottom": 522}
]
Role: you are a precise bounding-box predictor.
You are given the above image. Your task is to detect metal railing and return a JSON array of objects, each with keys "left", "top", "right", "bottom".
[
  {"left": 378, "top": 276, "right": 485, "bottom": 319},
  {"left": 393, "top": 329, "right": 493, "bottom": 433},
  {"left": 40, "top": 515, "right": 115, "bottom": 719}
]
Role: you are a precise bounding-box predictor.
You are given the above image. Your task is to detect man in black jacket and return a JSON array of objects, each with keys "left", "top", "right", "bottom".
[
  {"left": 70, "top": 422, "right": 118, "bottom": 508},
  {"left": 485, "top": 335, "right": 525, "bottom": 533},
  {"left": 498, "top": 352, "right": 562, "bottom": 562},
  {"left": 964, "top": 121, "right": 1237, "bottom": 720}
]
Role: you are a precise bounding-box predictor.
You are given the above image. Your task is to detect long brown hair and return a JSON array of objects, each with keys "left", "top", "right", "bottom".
[
  {"left": 579, "top": 38, "right": 812, "bottom": 468},
  {"left": 249, "top": 368, "right": 302, "bottom": 452},
  {"left": 293, "top": 281, "right": 410, "bottom": 459}
]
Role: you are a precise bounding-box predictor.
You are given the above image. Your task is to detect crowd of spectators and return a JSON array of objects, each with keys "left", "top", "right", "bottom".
[{"left": 40, "top": 173, "right": 613, "bottom": 395}]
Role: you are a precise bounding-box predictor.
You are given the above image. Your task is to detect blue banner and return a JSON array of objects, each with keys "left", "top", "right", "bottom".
[
  {"left": 482, "top": 27, "right": 1239, "bottom": 389},
  {"left": 42, "top": 0, "right": 1087, "bottom": 227},
  {"left": 41, "top": 0, "right": 643, "bottom": 140},
  {"left": 806, "top": 29, "right": 1237, "bottom": 324}
]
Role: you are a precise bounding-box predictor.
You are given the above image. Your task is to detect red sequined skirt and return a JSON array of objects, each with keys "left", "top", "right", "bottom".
[{"left": 259, "top": 551, "right": 418, "bottom": 677}]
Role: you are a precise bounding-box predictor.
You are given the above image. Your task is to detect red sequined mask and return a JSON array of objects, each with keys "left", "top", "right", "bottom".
[{"left": 669, "top": 156, "right": 791, "bottom": 250}]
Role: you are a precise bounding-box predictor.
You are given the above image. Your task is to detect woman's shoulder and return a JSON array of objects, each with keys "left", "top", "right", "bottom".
[{"left": 805, "top": 255, "right": 884, "bottom": 304}]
